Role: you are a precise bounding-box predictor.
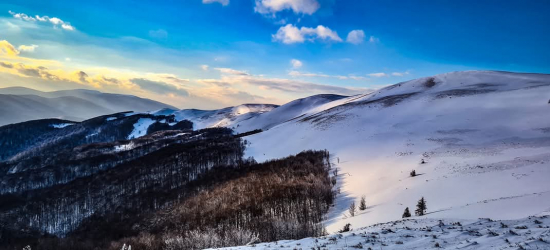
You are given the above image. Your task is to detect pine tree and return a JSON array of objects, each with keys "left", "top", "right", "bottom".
[
  {"left": 402, "top": 207, "right": 411, "bottom": 218},
  {"left": 415, "top": 197, "right": 427, "bottom": 216},
  {"left": 410, "top": 170, "right": 416, "bottom": 177},
  {"left": 359, "top": 196, "right": 367, "bottom": 211},
  {"left": 349, "top": 201, "right": 356, "bottom": 217}
]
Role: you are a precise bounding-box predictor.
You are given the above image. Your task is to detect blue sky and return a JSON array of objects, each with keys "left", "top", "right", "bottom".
[{"left": 0, "top": 0, "right": 549, "bottom": 108}]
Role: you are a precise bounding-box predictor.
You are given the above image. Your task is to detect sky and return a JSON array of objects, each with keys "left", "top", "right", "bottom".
[{"left": 0, "top": 0, "right": 549, "bottom": 109}]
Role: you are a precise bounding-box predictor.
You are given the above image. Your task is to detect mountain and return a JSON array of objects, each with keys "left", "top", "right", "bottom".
[
  {"left": 232, "top": 94, "right": 349, "bottom": 133},
  {"left": 0, "top": 94, "right": 112, "bottom": 126},
  {"left": 0, "top": 87, "right": 177, "bottom": 126},
  {"left": 155, "top": 95, "right": 348, "bottom": 132},
  {"left": 1, "top": 71, "right": 550, "bottom": 250},
  {"left": 242, "top": 70, "right": 550, "bottom": 234},
  {"left": 153, "top": 103, "right": 279, "bottom": 130}
]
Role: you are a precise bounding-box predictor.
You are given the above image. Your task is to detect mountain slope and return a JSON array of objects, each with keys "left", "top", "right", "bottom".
[
  {"left": 232, "top": 94, "right": 349, "bottom": 133},
  {"left": 0, "top": 87, "right": 177, "bottom": 126},
  {"left": 242, "top": 71, "right": 550, "bottom": 234},
  {"left": 218, "top": 215, "right": 550, "bottom": 250},
  {"left": 0, "top": 94, "right": 112, "bottom": 125},
  {"left": 154, "top": 103, "right": 279, "bottom": 130}
]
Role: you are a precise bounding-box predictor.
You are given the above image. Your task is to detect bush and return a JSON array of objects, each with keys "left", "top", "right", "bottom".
[
  {"left": 339, "top": 223, "right": 351, "bottom": 233},
  {"left": 402, "top": 207, "right": 411, "bottom": 218}
]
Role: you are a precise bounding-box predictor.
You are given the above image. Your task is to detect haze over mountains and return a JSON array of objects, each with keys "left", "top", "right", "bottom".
[
  {"left": 0, "top": 87, "right": 177, "bottom": 126},
  {"left": 1, "top": 71, "right": 550, "bottom": 250}
]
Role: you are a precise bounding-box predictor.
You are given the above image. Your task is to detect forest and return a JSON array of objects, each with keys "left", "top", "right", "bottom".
[{"left": 0, "top": 116, "right": 335, "bottom": 250}]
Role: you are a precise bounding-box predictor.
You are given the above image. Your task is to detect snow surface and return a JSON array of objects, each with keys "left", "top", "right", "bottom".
[
  {"left": 166, "top": 104, "right": 278, "bottom": 130},
  {"left": 232, "top": 94, "right": 349, "bottom": 133},
  {"left": 128, "top": 118, "right": 156, "bottom": 139},
  {"left": 114, "top": 142, "right": 136, "bottom": 152},
  {"left": 51, "top": 123, "right": 75, "bottom": 128},
  {"left": 233, "top": 71, "right": 550, "bottom": 243},
  {"left": 213, "top": 214, "right": 550, "bottom": 250}
]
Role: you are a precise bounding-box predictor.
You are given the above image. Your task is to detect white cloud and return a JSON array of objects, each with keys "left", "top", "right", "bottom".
[
  {"left": 8, "top": 11, "right": 36, "bottom": 21},
  {"left": 61, "top": 23, "right": 75, "bottom": 31},
  {"left": 290, "top": 71, "right": 368, "bottom": 81},
  {"left": 392, "top": 71, "right": 410, "bottom": 76},
  {"left": 290, "top": 59, "right": 303, "bottom": 69},
  {"left": 202, "top": 0, "right": 229, "bottom": 6},
  {"left": 369, "top": 36, "right": 380, "bottom": 43},
  {"left": 17, "top": 44, "right": 38, "bottom": 52},
  {"left": 255, "top": 0, "right": 320, "bottom": 15},
  {"left": 368, "top": 72, "right": 388, "bottom": 77},
  {"left": 273, "top": 24, "right": 342, "bottom": 44},
  {"left": 35, "top": 15, "right": 47, "bottom": 22},
  {"left": 201, "top": 65, "right": 209, "bottom": 71},
  {"left": 346, "top": 30, "right": 365, "bottom": 45},
  {"left": 199, "top": 70, "right": 369, "bottom": 96},
  {"left": 289, "top": 71, "right": 329, "bottom": 78},
  {"left": 8, "top": 11, "right": 76, "bottom": 30},
  {"left": 349, "top": 75, "right": 367, "bottom": 80},
  {"left": 48, "top": 17, "right": 63, "bottom": 25},
  {"left": 214, "top": 67, "right": 249, "bottom": 75}
]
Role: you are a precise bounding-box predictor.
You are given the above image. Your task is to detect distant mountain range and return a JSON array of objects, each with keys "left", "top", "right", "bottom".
[{"left": 0, "top": 87, "right": 177, "bottom": 126}]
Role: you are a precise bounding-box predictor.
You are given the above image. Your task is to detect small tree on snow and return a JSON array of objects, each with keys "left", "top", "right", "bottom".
[
  {"left": 349, "top": 201, "right": 356, "bottom": 217},
  {"left": 359, "top": 196, "right": 367, "bottom": 211},
  {"left": 402, "top": 207, "right": 411, "bottom": 218},
  {"left": 339, "top": 223, "right": 351, "bottom": 233},
  {"left": 410, "top": 170, "right": 416, "bottom": 177},
  {"left": 415, "top": 197, "right": 427, "bottom": 216}
]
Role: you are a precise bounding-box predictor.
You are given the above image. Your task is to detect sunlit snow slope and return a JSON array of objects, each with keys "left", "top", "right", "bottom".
[
  {"left": 152, "top": 104, "right": 278, "bottom": 130},
  {"left": 242, "top": 71, "right": 550, "bottom": 235}
]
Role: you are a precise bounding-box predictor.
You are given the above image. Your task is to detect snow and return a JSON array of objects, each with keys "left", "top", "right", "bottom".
[
  {"left": 114, "top": 142, "right": 136, "bottom": 152},
  {"left": 150, "top": 108, "right": 178, "bottom": 116},
  {"left": 237, "top": 71, "right": 550, "bottom": 237},
  {"left": 127, "top": 118, "right": 156, "bottom": 139},
  {"left": 232, "top": 94, "right": 348, "bottom": 133},
  {"left": 51, "top": 123, "right": 74, "bottom": 128},
  {"left": 213, "top": 214, "right": 550, "bottom": 250},
  {"left": 171, "top": 104, "right": 278, "bottom": 130}
]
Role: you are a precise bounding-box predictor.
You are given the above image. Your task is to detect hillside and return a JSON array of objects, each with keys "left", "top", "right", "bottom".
[
  {"left": 242, "top": 71, "right": 550, "bottom": 235},
  {"left": 153, "top": 104, "right": 279, "bottom": 130},
  {"left": 217, "top": 215, "right": 550, "bottom": 250}
]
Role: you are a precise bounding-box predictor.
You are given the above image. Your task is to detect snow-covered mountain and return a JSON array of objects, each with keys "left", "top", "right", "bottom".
[
  {"left": 2, "top": 70, "right": 549, "bottom": 249},
  {"left": 232, "top": 94, "right": 349, "bottom": 133},
  {"left": 149, "top": 95, "right": 349, "bottom": 132},
  {"left": 0, "top": 87, "right": 177, "bottom": 126},
  {"left": 237, "top": 71, "right": 550, "bottom": 241},
  {"left": 152, "top": 103, "right": 279, "bottom": 130}
]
